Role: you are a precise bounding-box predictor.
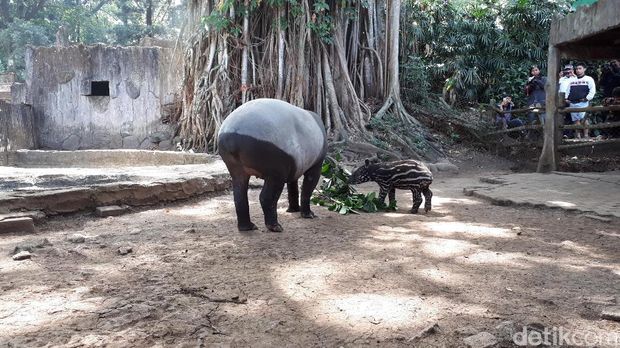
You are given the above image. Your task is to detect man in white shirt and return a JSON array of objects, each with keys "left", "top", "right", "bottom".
[{"left": 565, "top": 63, "right": 596, "bottom": 139}]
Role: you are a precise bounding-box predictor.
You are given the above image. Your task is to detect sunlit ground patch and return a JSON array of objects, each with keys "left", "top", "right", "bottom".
[
  {"left": 165, "top": 199, "right": 234, "bottom": 218},
  {"left": 431, "top": 196, "right": 482, "bottom": 207},
  {"left": 546, "top": 200, "right": 577, "bottom": 208},
  {"left": 421, "top": 237, "right": 474, "bottom": 258},
  {"left": 460, "top": 250, "right": 532, "bottom": 268},
  {"left": 412, "top": 267, "right": 468, "bottom": 286},
  {"left": 0, "top": 286, "right": 101, "bottom": 336},
  {"left": 273, "top": 259, "right": 488, "bottom": 332},
  {"left": 422, "top": 221, "right": 513, "bottom": 238},
  {"left": 323, "top": 293, "right": 424, "bottom": 326}
]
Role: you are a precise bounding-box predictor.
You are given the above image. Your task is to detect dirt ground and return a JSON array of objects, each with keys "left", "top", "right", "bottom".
[{"left": 1, "top": 151, "right": 619, "bottom": 347}]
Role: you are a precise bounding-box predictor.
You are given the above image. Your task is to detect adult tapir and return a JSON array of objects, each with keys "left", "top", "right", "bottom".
[{"left": 218, "top": 98, "right": 328, "bottom": 232}]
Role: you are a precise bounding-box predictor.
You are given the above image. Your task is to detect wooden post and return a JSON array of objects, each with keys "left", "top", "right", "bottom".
[{"left": 537, "top": 45, "right": 561, "bottom": 173}]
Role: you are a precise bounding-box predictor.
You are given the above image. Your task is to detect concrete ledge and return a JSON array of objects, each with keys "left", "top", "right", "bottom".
[
  {"left": 0, "top": 175, "right": 231, "bottom": 216},
  {"left": 464, "top": 172, "right": 620, "bottom": 218},
  {"left": 4, "top": 150, "right": 212, "bottom": 168},
  {"left": 0, "top": 217, "right": 36, "bottom": 234}
]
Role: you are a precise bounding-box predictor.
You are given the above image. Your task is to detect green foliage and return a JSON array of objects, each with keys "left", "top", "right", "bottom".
[
  {"left": 0, "top": 0, "right": 185, "bottom": 76},
  {"left": 311, "top": 156, "right": 396, "bottom": 215},
  {"left": 401, "top": 0, "right": 572, "bottom": 107},
  {"left": 0, "top": 20, "right": 51, "bottom": 77},
  {"left": 401, "top": 55, "right": 431, "bottom": 101},
  {"left": 308, "top": 6, "right": 334, "bottom": 44}
]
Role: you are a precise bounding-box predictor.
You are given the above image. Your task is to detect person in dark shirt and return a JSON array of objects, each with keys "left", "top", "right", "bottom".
[
  {"left": 525, "top": 65, "right": 546, "bottom": 124},
  {"left": 600, "top": 59, "right": 620, "bottom": 98},
  {"left": 496, "top": 96, "right": 524, "bottom": 138},
  {"left": 602, "top": 86, "right": 620, "bottom": 138}
]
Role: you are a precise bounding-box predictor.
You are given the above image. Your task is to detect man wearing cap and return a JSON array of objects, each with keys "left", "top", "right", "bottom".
[
  {"left": 565, "top": 63, "right": 596, "bottom": 139},
  {"left": 559, "top": 64, "right": 575, "bottom": 94},
  {"left": 559, "top": 64, "right": 576, "bottom": 138}
]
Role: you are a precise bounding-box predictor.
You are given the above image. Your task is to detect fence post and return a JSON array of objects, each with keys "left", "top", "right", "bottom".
[{"left": 537, "top": 45, "right": 560, "bottom": 173}]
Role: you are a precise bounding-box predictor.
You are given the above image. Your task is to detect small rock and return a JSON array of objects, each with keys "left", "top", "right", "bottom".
[
  {"left": 434, "top": 162, "right": 459, "bottom": 174},
  {"left": 463, "top": 188, "right": 475, "bottom": 196},
  {"left": 12, "top": 251, "right": 32, "bottom": 261},
  {"left": 183, "top": 228, "right": 196, "bottom": 234},
  {"left": 463, "top": 332, "right": 498, "bottom": 348},
  {"left": 601, "top": 306, "right": 620, "bottom": 322},
  {"left": 118, "top": 246, "right": 133, "bottom": 255},
  {"left": 455, "top": 326, "right": 478, "bottom": 336},
  {"left": 583, "top": 214, "right": 611, "bottom": 223},
  {"left": 409, "top": 323, "right": 440, "bottom": 341},
  {"left": 12, "top": 238, "right": 52, "bottom": 254},
  {"left": 96, "top": 205, "right": 129, "bottom": 218},
  {"left": 495, "top": 321, "right": 517, "bottom": 341},
  {"left": 68, "top": 234, "right": 86, "bottom": 243}
]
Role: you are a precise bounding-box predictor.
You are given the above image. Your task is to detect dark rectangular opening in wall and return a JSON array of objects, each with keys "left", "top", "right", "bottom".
[{"left": 90, "top": 81, "right": 110, "bottom": 96}]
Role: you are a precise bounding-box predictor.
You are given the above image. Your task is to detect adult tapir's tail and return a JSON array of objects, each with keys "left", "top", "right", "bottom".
[{"left": 218, "top": 132, "right": 241, "bottom": 161}]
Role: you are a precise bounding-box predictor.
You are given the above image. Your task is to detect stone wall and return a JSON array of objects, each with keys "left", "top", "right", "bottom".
[
  {"left": 0, "top": 73, "right": 15, "bottom": 101},
  {"left": 25, "top": 44, "right": 182, "bottom": 150},
  {"left": 0, "top": 101, "right": 37, "bottom": 156}
]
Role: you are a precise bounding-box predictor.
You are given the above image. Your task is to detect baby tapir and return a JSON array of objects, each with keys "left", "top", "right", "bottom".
[{"left": 348, "top": 159, "right": 433, "bottom": 213}]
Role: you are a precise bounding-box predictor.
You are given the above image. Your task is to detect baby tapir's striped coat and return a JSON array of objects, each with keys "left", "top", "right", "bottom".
[{"left": 349, "top": 159, "right": 433, "bottom": 213}]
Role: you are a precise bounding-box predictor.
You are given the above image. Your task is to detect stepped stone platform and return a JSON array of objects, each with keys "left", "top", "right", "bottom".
[
  {"left": 464, "top": 171, "right": 620, "bottom": 218},
  {"left": 0, "top": 150, "right": 231, "bottom": 220}
]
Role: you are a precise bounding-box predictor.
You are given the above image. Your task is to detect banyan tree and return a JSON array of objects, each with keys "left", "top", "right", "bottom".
[{"left": 178, "top": 0, "right": 442, "bottom": 160}]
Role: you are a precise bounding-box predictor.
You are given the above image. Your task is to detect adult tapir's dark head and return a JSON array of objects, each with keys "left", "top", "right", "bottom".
[{"left": 218, "top": 98, "right": 327, "bottom": 233}]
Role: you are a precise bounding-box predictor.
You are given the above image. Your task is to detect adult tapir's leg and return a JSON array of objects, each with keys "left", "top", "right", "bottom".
[
  {"left": 221, "top": 153, "right": 257, "bottom": 231},
  {"left": 260, "top": 177, "right": 286, "bottom": 232},
  {"left": 286, "top": 180, "right": 300, "bottom": 213},
  {"left": 231, "top": 174, "right": 256, "bottom": 231},
  {"left": 300, "top": 161, "right": 322, "bottom": 218}
]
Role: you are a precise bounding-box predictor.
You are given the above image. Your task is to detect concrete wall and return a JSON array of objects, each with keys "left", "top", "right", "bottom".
[
  {"left": 25, "top": 44, "right": 181, "bottom": 150},
  {"left": 0, "top": 73, "right": 15, "bottom": 101},
  {"left": 6, "top": 149, "right": 211, "bottom": 168},
  {"left": 0, "top": 101, "right": 37, "bottom": 156}
]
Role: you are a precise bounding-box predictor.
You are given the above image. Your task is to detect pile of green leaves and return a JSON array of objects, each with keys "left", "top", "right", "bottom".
[{"left": 311, "top": 156, "right": 396, "bottom": 215}]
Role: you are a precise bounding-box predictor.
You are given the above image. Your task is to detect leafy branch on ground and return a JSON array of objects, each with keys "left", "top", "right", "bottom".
[{"left": 311, "top": 155, "right": 396, "bottom": 215}]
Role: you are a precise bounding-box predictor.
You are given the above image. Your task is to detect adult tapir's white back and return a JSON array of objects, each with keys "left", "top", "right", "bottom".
[{"left": 218, "top": 98, "right": 327, "bottom": 179}]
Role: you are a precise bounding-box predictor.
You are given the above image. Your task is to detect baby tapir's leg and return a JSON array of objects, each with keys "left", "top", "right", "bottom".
[
  {"left": 422, "top": 185, "right": 433, "bottom": 212},
  {"left": 389, "top": 188, "right": 396, "bottom": 206},
  {"left": 378, "top": 183, "right": 390, "bottom": 205},
  {"left": 410, "top": 188, "right": 423, "bottom": 214}
]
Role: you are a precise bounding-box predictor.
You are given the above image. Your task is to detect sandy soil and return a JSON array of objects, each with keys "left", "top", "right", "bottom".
[{"left": 1, "top": 161, "right": 619, "bottom": 347}]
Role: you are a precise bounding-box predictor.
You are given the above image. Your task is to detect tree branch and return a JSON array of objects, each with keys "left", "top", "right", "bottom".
[{"left": 90, "top": 0, "right": 111, "bottom": 15}]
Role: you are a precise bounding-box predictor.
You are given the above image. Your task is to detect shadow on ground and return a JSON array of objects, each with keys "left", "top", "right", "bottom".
[{"left": 0, "top": 177, "right": 619, "bottom": 347}]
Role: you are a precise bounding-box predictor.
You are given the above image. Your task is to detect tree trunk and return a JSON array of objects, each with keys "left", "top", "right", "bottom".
[
  {"left": 146, "top": 0, "right": 153, "bottom": 29},
  {"left": 178, "top": 0, "right": 441, "bottom": 159},
  {"left": 240, "top": 0, "right": 250, "bottom": 103}
]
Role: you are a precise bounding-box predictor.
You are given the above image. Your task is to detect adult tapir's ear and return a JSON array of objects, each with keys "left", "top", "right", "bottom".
[{"left": 365, "top": 159, "right": 370, "bottom": 166}]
